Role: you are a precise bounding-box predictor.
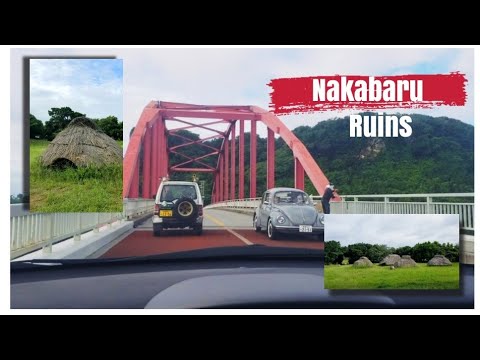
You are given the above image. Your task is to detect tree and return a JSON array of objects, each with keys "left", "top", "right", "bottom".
[
  {"left": 395, "top": 246, "right": 412, "bottom": 256},
  {"left": 44, "top": 107, "right": 85, "bottom": 140},
  {"left": 345, "top": 243, "right": 372, "bottom": 264},
  {"left": 30, "top": 114, "right": 44, "bottom": 139},
  {"left": 96, "top": 116, "right": 123, "bottom": 140},
  {"left": 325, "top": 241, "right": 345, "bottom": 265},
  {"left": 411, "top": 241, "right": 444, "bottom": 263},
  {"left": 366, "top": 244, "right": 391, "bottom": 263},
  {"left": 442, "top": 243, "right": 459, "bottom": 262}
]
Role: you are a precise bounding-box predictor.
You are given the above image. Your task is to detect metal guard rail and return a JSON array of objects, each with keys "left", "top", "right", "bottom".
[
  {"left": 206, "top": 193, "right": 474, "bottom": 231},
  {"left": 10, "top": 199, "right": 154, "bottom": 259}
]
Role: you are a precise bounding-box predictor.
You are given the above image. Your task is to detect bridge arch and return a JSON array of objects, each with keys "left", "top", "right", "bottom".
[{"left": 123, "top": 101, "right": 333, "bottom": 202}]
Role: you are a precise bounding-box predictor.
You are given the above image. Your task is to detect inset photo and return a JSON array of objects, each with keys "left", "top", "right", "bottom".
[
  {"left": 324, "top": 214, "right": 460, "bottom": 290},
  {"left": 29, "top": 59, "right": 123, "bottom": 212}
]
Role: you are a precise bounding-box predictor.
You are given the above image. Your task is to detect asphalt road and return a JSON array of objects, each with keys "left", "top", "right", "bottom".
[{"left": 100, "top": 209, "right": 324, "bottom": 258}]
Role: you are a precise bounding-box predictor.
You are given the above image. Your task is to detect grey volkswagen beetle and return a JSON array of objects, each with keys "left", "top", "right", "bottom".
[{"left": 253, "top": 187, "right": 325, "bottom": 240}]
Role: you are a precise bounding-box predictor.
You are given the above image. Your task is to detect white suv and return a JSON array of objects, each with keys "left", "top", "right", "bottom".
[{"left": 153, "top": 180, "right": 204, "bottom": 236}]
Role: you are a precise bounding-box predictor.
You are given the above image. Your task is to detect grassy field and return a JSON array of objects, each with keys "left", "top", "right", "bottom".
[
  {"left": 30, "top": 139, "right": 123, "bottom": 212},
  {"left": 324, "top": 263, "right": 459, "bottom": 290}
]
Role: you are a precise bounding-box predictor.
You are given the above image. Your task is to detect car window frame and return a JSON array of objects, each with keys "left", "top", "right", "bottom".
[{"left": 263, "top": 191, "right": 271, "bottom": 205}]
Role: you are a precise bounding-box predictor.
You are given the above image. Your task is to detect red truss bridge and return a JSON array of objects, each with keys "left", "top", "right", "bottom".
[{"left": 123, "top": 101, "right": 332, "bottom": 202}]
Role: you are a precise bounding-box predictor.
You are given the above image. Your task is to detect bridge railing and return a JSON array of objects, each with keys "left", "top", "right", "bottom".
[
  {"left": 207, "top": 193, "right": 474, "bottom": 231},
  {"left": 320, "top": 193, "right": 474, "bottom": 231},
  {"left": 10, "top": 198, "right": 154, "bottom": 260},
  {"left": 206, "top": 198, "right": 262, "bottom": 210},
  {"left": 123, "top": 198, "right": 155, "bottom": 219}
]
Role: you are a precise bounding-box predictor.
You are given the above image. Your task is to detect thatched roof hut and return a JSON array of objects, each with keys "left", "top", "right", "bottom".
[
  {"left": 41, "top": 117, "right": 122, "bottom": 168},
  {"left": 379, "top": 254, "right": 401, "bottom": 266},
  {"left": 353, "top": 256, "right": 373, "bottom": 267},
  {"left": 427, "top": 255, "right": 452, "bottom": 266},
  {"left": 394, "top": 255, "right": 417, "bottom": 268}
]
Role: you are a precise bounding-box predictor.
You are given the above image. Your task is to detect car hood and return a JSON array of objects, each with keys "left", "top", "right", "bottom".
[{"left": 275, "top": 205, "right": 318, "bottom": 225}]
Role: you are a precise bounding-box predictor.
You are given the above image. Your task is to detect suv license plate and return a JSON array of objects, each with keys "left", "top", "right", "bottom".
[
  {"left": 159, "top": 210, "right": 172, "bottom": 217},
  {"left": 299, "top": 225, "right": 313, "bottom": 233}
]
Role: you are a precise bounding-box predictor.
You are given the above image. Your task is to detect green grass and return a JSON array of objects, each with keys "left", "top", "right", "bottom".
[
  {"left": 30, "top": 139, "right": 123, "bottom": 212},
  {"left": 324, "top": 263, "right": 459, "bottom": 290}
]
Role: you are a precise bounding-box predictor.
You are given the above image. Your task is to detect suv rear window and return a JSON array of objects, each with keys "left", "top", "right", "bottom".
[{"left": 160, "top": 185, "right": 197, "bottom": 201}]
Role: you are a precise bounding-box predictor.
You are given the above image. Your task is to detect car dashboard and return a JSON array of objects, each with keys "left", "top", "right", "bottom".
[{"left": 11, "top": 253, "right": 474, "bottom": 309}]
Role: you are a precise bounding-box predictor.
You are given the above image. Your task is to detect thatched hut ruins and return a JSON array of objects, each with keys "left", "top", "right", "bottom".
[
  {"left": 353, "top": 256, "right": 373, "bottom": 267},
  {"left": 427, "top": 255, "right": 452, "bottom": 266},
  {"left": 394, "top": 255, "right": 417, "bottom": 268},
  {"left": 379, "top": 254, "right": 401, "bottom": 266},
  {"left": 41, "top": 117, "right": 122, "bottom": 168}
]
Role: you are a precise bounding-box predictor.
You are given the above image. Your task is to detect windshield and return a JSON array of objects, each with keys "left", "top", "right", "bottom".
[
  {"left": 11, "top": 48, "right": 471, "bottom": 298},
  {"left": 273, "top": 191, "right": 311, "bottom": 205},
  {"left": 160, "top": 185, "right": 197, "bottom": 201}
]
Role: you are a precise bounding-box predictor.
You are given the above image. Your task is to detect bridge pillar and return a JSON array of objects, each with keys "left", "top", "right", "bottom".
[
  {"left": 267, "top": 128, "right": 275, "bottom": 189},
  {"left": 224, "top": 137, "right": 230, "bottom": 200},
  {"left": 295, "top": 157, "right": 304, "bottom": 190},
  {"left": 130, "top": 160, "right": 139, "bottom": 198},
  {"left": 219, "top": 155, "right": 224, "bottom": 202},
  {"left": 213, "top": 171, "right": 219, "bottom": 203},
  {"left": 238, "top": 120, "right": 245, "bottom": 199},
  {"left": 142, "top": 125, "right": 152, "bottom": 198},
  {"left": 158, "top": 117, "right": 168, "bottom": 186},
  {"left": 151, "top": 121, "right": 159, "bottom": 196},
  {"left": 250, "top": 119, "right": 257, "bottom": 198},
  {"left": 230, "top": 123, "right": 236, "bottom": 200}
]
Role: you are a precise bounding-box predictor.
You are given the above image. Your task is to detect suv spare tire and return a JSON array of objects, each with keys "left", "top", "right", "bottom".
[{"left": 173, "top": 197, "right": 198, "bottom": 221}]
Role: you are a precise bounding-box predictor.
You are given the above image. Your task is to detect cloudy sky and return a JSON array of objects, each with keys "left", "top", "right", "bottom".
[
  {"left": 30, "top": 59, "right": 123, "bottom": 121},
  {"left": 10, "top": 47, "right": 474, "bottom": 195},
  {"left": 325, "top": 214, "right": 459, "bottom": 247}
]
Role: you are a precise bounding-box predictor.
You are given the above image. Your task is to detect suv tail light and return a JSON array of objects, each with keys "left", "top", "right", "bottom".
[
  {"left": 198, "top": 205, "right": 203, "bottom": 216},
  {"left": 154, "top": 204, "right": 159, "bottom": 215}
]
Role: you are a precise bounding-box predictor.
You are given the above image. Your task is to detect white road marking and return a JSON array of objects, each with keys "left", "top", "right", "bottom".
[{"left": 204, "top": 213, "right": 254, "bottom": 246}]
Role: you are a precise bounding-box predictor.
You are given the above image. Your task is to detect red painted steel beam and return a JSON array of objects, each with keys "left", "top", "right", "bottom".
[
  {"left": 159, "top": 117, "right": 168, "bottom": 181},
  {"left": 162, "top": 109, "right": 254, "bottom": 120},
  {"left": 171, "top": 151, "right": 219, "bottom": 169},
  {"left": 230, "top": 122, "right": 236, "bottom": 200},
  {"left": 267, "top": 127, "right": 275, "bottom": 189},
  {"left": 159, "top": 101, "right": 253, "bottom": 111},
  {"left": 166, "top": 118, "right": 228, "bottom": 134},
  {"left": 142, "top": 125, "right": 152, "bottom": 198},
  {"left": 238, "top": 120, "right": 245, "bottom": 199},
  {"left": 173, "top": 168, "right": 215, "bottom": 173},
  {"left": 294, "top": 157, "right": 305, "bottom": 190},
  {"left": 130, "top": 160, "right": 140, "bottom": 198},
  {"left": 224, "top": 134, "right": 230, "bottom": 200},
  {"left": 169, "top": 150, "right": 216, "bottom": 170},
  {"left": 250, "top": 120, "right": 257, "bottom": 198},
  {"left": 169, "top": 134, "right": 222, "bottom": 152},
  {"left": 168, "top": 119, "right": 229, "bottom": 127},
  {"left": 250, "top": 106, "right": 333, "bottom": 199},
  {"left": 219, "top": 155, "right": 224, "bottom": 202},
  {"left": 150, "top": 121, "right": 158, "bottom": 196},
  {"left": 123, "top": 102, "right": 160, "bottom": 198}
]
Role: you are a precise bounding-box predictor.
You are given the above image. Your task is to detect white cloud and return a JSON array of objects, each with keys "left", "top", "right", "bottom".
[
  {"left": 325, "top": 214, "right": 459, "bottom": 247},
  {"left": 29, "top": 59, "right": 122, "bottom": 121}
]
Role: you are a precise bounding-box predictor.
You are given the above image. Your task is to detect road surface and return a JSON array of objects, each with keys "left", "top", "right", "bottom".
[{"left": 100, "top": 209, "right": 323, "bottom": 258}]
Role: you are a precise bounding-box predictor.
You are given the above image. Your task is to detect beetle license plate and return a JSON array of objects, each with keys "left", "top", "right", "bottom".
[
  {"left": 299, "top": 225, "right": 313, "bottom": 233},
  {"left": 159, "top": 210, "right": 172, "bottom": 217}
]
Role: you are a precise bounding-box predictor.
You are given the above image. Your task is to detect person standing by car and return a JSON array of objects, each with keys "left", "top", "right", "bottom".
[{"left": 321, "top": 184, "right": 336, "bottom": 214}]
